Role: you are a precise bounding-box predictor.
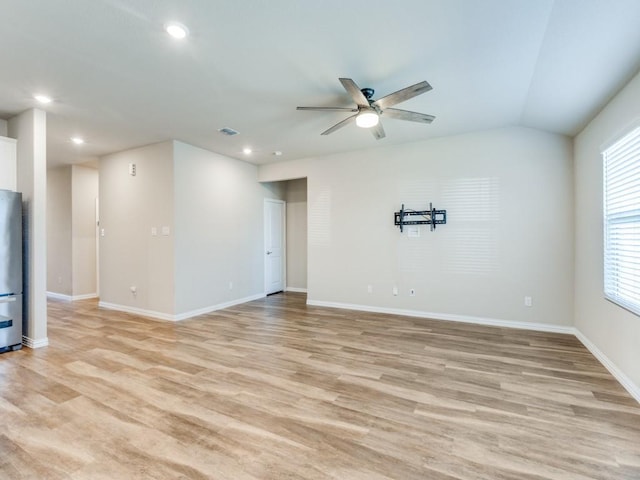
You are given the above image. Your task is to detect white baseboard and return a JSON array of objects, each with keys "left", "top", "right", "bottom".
[
  {"left": 286, "top": 287, "right": 308, "bottom": 293},
  {"left": 22, "top": 335, "right": 49, "bottom": 349},
  {"left": 47, "top": 291, "right": 72, "bottom": 301},
  {"left": 306, "top": 300, "right": 575, "bottom": 334},
  {"left": 47, "top": 291, "right": 98, "bottom": 301},
  {"left": 99, "top": 293, "right": 266, "bottom": 322},
  {"left": 98, "top": 302, "right": 177, "bottom": 321},
  {"left": 306, "top": 299, "right": 640, "bottom": 404},
  {"left": 574, "top": 329, "right": 640, "bottom": 403},
  {"left": 173, "top": 293, "right": 266, "bottom": 321},
  {"left": 72, "top": 293, "right": 98, "bottom": 301}
]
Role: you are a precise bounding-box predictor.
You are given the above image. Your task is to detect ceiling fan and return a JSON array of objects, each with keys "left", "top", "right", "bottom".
[{"left": 297, "top": 78, "right": 435, "bottom": 140}]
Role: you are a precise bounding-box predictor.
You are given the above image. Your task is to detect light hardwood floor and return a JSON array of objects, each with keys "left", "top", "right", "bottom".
[{"left": 1, "top": 293, "right": 640, "bottom": 479}]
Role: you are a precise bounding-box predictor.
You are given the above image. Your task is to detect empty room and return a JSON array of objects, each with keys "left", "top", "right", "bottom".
[{"left": 1, "top": 1, "right": 640, "bottom": 478}]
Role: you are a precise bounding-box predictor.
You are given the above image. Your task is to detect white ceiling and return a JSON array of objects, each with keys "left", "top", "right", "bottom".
[{"left": 1, "top": 0, "right": 640, "bottom": 167}]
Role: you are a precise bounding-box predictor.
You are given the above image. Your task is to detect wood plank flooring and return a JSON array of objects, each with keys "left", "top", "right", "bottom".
[{"left": 1, "top": 292, "right": 640, "bottom": 479}]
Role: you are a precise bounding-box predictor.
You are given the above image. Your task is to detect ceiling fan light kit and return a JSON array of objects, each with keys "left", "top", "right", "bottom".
[
  {"left": 297, "top": 77, "right": 435, "bottom": 140},
  {"left": 355, "top": 111, "right": 379, "bottom": 128}
]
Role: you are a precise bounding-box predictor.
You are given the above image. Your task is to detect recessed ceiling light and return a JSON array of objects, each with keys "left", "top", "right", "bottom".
[
  {"left": 165, "top": 22, "right": 188, "bottom": 39},
  {"left": 71, "top": 137, "right": 85, "bottom": 145},
  {"left": 243, "top": 147, "right": 252, "bottom": 155},
  {"left": 34, "top": 94, "right": 52, "bottom": 104}
]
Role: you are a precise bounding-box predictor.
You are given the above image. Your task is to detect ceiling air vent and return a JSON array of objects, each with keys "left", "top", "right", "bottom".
[{"left": 218, "top": 127, "right": 239, "bottom": 136}]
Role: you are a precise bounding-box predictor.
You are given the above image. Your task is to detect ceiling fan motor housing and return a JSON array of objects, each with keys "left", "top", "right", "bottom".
[{"left": 360, "top": 88, "right": 375, "bottom": 102}]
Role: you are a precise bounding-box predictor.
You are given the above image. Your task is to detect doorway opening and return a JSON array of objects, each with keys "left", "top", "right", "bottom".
[{"left": 263, "top": 178, "right": 307, "bottom": 297}]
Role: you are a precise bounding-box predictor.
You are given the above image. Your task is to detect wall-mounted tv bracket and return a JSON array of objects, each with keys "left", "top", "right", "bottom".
[{"left": 394, "top": 203, "right": 447, "bottom": 232}]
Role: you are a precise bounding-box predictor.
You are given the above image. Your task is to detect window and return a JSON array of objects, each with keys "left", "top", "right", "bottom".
[{"left": 603, "top": 125, "right": 640, "bottom": 316}]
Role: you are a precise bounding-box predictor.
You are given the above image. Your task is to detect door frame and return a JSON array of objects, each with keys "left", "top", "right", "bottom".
[
  {"left": 95, "top": 196, "right": 100, "bottom": 298},
  {"left": 264, "top": 198, "right": 286, "bottom": 295}
]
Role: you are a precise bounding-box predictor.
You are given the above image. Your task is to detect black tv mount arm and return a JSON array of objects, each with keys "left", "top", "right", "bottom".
[{"left": 394, "top": 202, "right": 447, "bottom": 232}]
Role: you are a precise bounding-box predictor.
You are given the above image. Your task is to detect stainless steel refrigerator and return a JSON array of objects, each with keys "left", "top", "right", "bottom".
[{"left": 0, "top": 189, "right": 22, "bottom": 352}]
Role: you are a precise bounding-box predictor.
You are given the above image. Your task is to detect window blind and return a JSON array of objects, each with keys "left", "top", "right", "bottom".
[{"left": 603, "top": 125, "right": 640, "bottom": 316}]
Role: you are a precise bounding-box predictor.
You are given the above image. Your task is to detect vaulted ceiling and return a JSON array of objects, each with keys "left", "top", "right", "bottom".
[{"left": 1, "top": 0, "right": 640, "bottom": 167}]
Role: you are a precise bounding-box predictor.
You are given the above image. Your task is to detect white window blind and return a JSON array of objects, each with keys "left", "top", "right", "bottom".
[{"left": 603, "top": 125, "right": 640, "bottom": 316}]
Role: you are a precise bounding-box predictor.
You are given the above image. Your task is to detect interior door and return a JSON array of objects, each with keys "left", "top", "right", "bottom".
[{"left": 264, "top": 199, "right": 285, "bottom": 295}]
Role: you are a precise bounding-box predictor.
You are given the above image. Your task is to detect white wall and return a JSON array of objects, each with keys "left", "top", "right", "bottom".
[
  {"left": 0, "top": 136, "right": 17, "bottom": 191},
  {"left": 174, "top": 141, "right": 284, "bottom": 316},
  {"left": 47, "top": 167, "right": 72, "bottom": 296},
  {"left": 8, "top": 109, "right": 48, "bottom": 347},
  {"left": 260, "top": 126, "right": 574, "bottom": 327},
  {"left": 72, "top": 165, "right": 98, "bottom": 297},
  {"left": 99, "top": 140, "right": 285, "bottom": 319},
  {"left": 285, "top": 178, "right": 307, "bottom": 291},
  {"left": 47, "top": 165, "right": 98, "bottom": 299},
  {"left": 99, "top": 141, "right": 175, "bottom": 316},
  {"left": 574, "top": 69, "right": 640, "bottom": 391},
  {"left": 0, "top": 119, "right": 7, "bottom": 137}
]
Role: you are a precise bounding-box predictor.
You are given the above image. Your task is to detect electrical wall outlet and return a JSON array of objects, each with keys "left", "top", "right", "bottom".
[
  {"left": 392, "top": 286, "right": 398, "bottom": 296},
  {"left": 524, "top": 296, "right": 532, "bottom": 307},
  {"left": 367, "top": 285, "right": 373, "bottom": 294}
]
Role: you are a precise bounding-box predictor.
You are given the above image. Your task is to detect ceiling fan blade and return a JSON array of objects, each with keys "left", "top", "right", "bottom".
[
  {"left": 321, "top": 114, "right": 357, "bottom": 135},
  {"left": 382, "top": 108, "right": 435, "bottom": 124},
  {"left": 371, "top": 121, "right": 386, "bottom": 140},
  {"left": 297, "top": 106, "right": 358, "bottom": 112},
  {"left": 339, "top": 78, "right": 370, "bottom": 107},
  {"left": 373, "top": 81, "right": 432, "bottom": 110}
]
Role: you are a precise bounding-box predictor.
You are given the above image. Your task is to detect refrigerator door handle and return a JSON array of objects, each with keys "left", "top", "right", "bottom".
[{"left": 0, "top": 296, "right": 17, "bottom": 303}]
